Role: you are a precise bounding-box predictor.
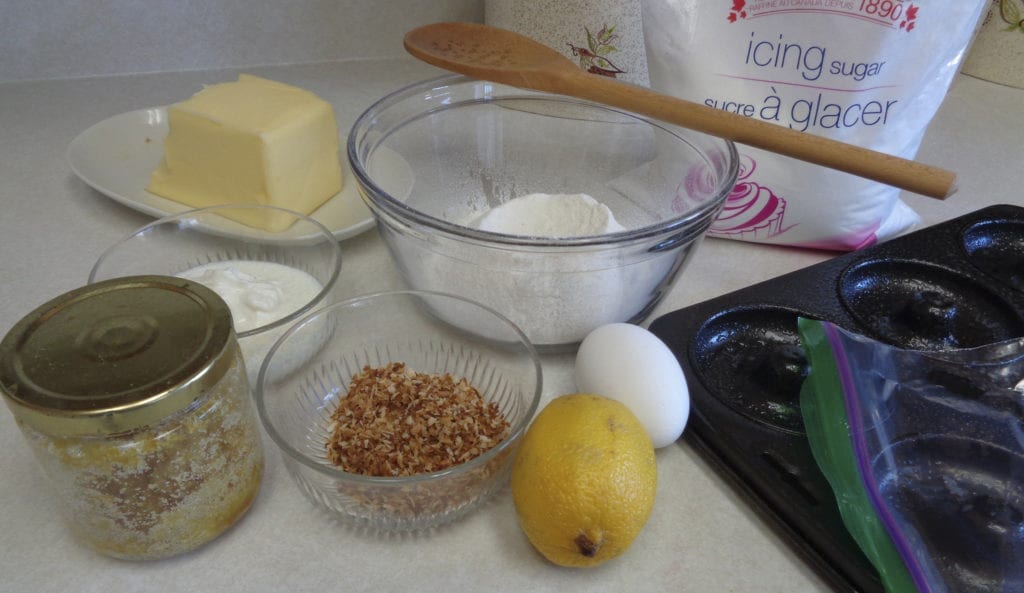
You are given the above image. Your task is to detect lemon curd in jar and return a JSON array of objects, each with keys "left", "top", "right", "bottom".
[{"left": 0, "top": 276, "right": 264, "bottom": 560}]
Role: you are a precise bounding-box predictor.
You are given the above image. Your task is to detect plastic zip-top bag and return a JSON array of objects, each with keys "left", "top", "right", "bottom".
[
  {"left": 642, "top": 1, "right": 987, "bottom": 250},
  {"left": 798, "top": 317, "right": 1024, "bottom": 593}
]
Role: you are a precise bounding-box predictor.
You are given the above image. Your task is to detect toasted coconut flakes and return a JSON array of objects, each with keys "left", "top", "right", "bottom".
[{"left": 325, "top": 363, "right": 510, "bottom": 477}]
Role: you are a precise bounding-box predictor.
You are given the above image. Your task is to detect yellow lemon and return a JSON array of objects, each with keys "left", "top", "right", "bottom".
[{"left": 510, "top": 393, "right": 657, "bottom": 567}]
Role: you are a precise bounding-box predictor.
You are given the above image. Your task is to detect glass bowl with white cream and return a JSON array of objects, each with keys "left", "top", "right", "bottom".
[
  {"left": 89, "top": 204, "right": 342, "bottom": 382},
  {"left": 349, "top": 74, "right": 739, "bottom": 349}
]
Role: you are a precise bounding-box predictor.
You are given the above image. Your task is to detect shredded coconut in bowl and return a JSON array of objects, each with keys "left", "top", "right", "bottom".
[{"left": 325, "top": 362, "right": 510, "bottom": 477}]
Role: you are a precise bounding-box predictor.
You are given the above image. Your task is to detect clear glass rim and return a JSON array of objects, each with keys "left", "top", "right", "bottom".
[
  {"left": 87, "top": 203, "right": 343, "bottom": 339},
  {"left": 254, "top": 289, "right": 544, "bottom": 487},
  {"left": 347, "top": 74, "right": 739, "bottom": 250}
]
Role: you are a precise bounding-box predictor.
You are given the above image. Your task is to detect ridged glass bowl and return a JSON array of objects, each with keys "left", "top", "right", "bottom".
[{"left": 255, "top": 290, "right": 542, "bottom": 532}]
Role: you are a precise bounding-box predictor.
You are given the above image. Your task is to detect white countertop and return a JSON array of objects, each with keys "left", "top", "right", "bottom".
[{"left": 0, "top": 58, "right": 1020, "bottom": 593}]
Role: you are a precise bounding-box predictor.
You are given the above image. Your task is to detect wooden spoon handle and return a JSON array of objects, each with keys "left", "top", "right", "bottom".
[{"left": 557, "top": 71, "right": 956, "bottom": 199}]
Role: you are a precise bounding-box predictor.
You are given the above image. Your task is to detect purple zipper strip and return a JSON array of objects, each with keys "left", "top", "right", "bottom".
[{"left": 822, "top": 321, "right": 930, "bottom": 593}]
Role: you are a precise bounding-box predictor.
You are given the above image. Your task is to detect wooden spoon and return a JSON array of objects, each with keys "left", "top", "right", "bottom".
[{"left": 404, "top": 22, "right": 956, "bottom": 200}]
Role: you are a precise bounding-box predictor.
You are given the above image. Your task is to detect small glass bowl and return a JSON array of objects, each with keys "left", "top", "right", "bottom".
[
  {"left": 255, "top": 290, "right": 542, "bottom": 532},
  {"left": 89, "top": 204, "right": 342, "bottom": 383}
]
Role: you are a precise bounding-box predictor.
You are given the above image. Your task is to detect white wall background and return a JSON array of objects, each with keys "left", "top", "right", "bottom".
[{"left": 0, "top": 0, "right": 482, "bottom": 82}]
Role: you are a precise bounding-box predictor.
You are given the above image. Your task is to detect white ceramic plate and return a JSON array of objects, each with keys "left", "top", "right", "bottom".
[{"left": 67, "top": 107, "right": 390, "bottom": 241}]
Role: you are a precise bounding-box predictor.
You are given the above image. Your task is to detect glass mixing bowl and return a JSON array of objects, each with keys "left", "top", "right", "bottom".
[{"left": 349, "top": 74, "right": 738, "bottom": 349}]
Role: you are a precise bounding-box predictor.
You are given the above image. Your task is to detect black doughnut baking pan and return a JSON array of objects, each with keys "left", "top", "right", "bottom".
[{"left": 648, "top": 204, "right": 1024, "bottom": 593}]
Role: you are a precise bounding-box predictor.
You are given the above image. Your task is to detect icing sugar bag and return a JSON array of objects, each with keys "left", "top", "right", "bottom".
[{"left": 641, "top": 1, "right": 986, "bottom": 250}]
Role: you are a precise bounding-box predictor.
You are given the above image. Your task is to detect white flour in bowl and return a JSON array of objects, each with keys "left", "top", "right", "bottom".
[
  {"left": 389, "top": 191, "right": 686, "bottom": 348},
  {"left": 469, "top": 193, "right": 627, "bottom": 237}
]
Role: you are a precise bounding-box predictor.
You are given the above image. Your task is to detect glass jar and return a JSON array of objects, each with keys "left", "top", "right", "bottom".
[{"left": 0, "top": 275, "right": 264, "bottom": 560}]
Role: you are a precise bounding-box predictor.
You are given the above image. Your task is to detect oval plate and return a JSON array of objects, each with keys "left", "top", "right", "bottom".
[{"left": 67, "top": 107, "right": 378, "bottom": 242}]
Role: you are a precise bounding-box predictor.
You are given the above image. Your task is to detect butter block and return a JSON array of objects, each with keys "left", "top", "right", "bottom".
[{"left": 147, "top": 74, "right": 343, "bottom": 232}]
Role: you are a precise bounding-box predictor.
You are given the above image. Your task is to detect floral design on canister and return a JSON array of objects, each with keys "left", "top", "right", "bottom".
[{"left": 567, "top": 24, "right": 627, "bottom": 78}]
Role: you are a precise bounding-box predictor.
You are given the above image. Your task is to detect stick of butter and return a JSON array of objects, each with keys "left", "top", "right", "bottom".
[{"left": 147, "top": 74, "right": 343, "bottom": 232}]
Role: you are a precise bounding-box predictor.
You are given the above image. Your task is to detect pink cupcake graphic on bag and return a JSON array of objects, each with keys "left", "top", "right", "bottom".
[{"left": 686, "top": 155, "right": 789, "bottom": 240}]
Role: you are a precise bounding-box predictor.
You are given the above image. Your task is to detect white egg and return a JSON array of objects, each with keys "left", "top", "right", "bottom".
[{"left": 574, "top": 323, "right": 690, "bottom": 448}]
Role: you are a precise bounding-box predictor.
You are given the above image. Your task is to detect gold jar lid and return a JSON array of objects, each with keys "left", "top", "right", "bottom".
[{"left": 0, "top": 275, "right": 237, "bottom": 436}]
